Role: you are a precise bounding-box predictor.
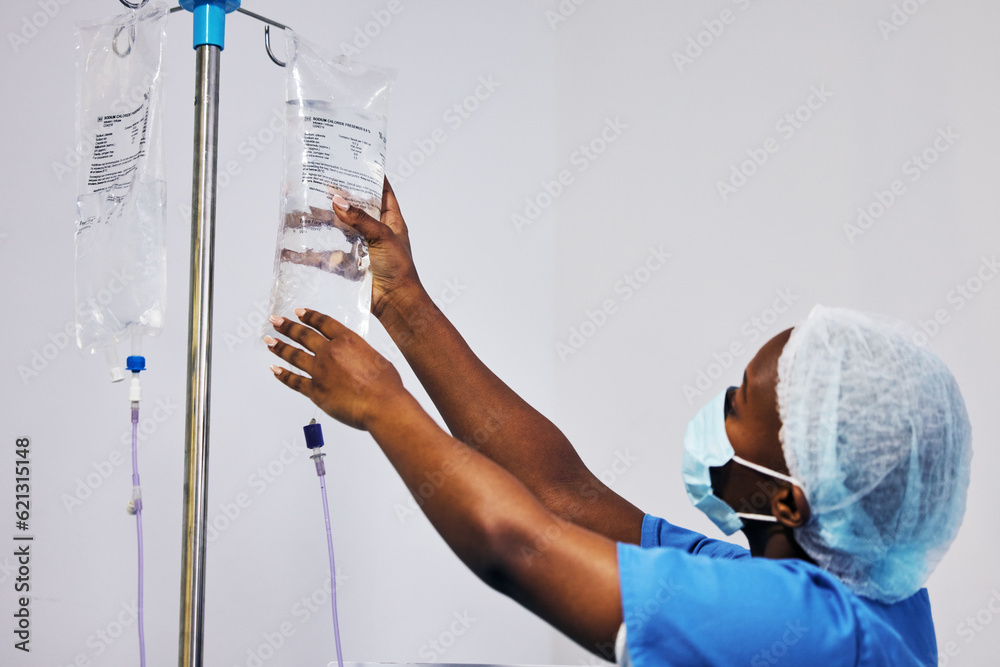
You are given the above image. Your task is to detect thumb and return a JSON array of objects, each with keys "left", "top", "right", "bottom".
[
  {"left": 382, "top": 176, "right": 400, "bottom": 215},
  {"left": 333, "top": 196, "right": 389, "bottom": 242}
]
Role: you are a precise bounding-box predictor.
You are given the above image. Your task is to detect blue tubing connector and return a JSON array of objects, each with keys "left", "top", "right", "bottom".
[
  {"left": 304, "top": 420, "right": 326, "bottom": 450},
  {"left": 179, "top": 0, "right": 242, "bottom": 49}
]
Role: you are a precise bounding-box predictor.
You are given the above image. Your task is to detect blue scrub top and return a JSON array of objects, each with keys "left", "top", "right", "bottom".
[{"left": 617, "top": 514, "right": 937, "bottom": 666}]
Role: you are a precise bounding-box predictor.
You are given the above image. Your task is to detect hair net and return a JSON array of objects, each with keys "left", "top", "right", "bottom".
[{"left": 776, "top": 305, "right": 972, "bottom": 603}]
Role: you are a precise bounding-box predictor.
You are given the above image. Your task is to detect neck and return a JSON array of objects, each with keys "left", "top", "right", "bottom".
[{"left": 744, "top": 522, "right": 814, "bottom": 562}]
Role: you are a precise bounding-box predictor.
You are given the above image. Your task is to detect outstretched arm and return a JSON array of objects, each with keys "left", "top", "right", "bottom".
[
  {"left": 330, "top": 182, "right": 644, "bottom": 544},
  {"left": 266, "top": 310, "right": 623, "bottom": 656}
]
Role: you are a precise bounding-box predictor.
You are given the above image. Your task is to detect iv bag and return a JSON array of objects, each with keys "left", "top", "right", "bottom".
[
  {"left": 74, "top": 2, "right": 168, "bottom": 381},
  {"left": 267, "top": 29, "right": 396, "bottom": 339}
]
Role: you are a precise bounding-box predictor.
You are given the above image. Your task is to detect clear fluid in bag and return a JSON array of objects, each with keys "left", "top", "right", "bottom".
[
  {"left": 75, "top": 178, "right": 167, "bottom": 350},
  {"left": 270, "top": 207, "right": 373, "bottom": 338},
  {"left": 268, "top": 98, "right": 389, "bottom": 338}
]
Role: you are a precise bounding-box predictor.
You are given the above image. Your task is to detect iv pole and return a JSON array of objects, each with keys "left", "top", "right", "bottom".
[
  {"left": 117, "top": 1, "right": 287, "bottom": 665},
  {"left": 176, "top": 2, "right": 236, "bottom": 665}
]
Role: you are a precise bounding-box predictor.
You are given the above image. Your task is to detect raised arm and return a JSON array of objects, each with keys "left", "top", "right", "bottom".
[
  {"left": 332, "top": 181, "right": 644, "bottom": 544},
  {"left": 266, "top": 311, "right": 623, "bottom": 656}
]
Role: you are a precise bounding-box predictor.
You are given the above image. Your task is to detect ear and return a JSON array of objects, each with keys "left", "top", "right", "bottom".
[{"left": 771, "top": 484, "right": 810, "bottom": 528}]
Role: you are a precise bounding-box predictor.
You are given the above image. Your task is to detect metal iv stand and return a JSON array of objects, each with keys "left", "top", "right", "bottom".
[{"left": 117, "top": 2, "right": 288, "bottom": 665}]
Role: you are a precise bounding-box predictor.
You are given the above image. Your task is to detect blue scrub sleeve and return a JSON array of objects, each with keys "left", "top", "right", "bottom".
[{"left": 639, "top": 513, "right": 750, "bottom": 560}]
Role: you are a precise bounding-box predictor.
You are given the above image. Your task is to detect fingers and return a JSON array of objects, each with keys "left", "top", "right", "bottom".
[
  {"left": 269, "top": 364, "right": 312, "bottom": 396},
  {"left": 381, "top": 177, "right": 408, "bottom": 238},
  {"left": 269, "top": 314, "right": 328, "bottom": 354},
  {"left": 295, "top": 308, "right": 352, "bottom": 341},
  {"left": 280, "top": 248, "right": 324, "bottom": 270},
  {"left": 265, "top": 334, "right": 317, "bottom": 376},
  {"left": 382, "top": 176, "right": 400, "bottom": 215}
]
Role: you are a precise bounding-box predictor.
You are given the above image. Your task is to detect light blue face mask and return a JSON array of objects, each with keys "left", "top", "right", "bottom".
[{"left": 682, "top": 388, "right": 802, "bottom": 535}]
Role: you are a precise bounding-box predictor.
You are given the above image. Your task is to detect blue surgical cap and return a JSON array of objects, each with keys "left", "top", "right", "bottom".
[{"left": 776, "top": 306, "right": 972, "bottom": 603}]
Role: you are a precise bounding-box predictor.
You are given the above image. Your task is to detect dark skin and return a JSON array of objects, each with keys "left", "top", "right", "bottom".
[
  {"left": 265, "top": 178, "right": 813, "bottom": 655},
  {"left": 713, "top": 328, "right": 814, "bottom": 560}
]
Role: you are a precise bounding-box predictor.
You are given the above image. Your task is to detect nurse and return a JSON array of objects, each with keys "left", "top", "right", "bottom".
[{"left": 265, "top": 181, "right": 972, "bottom": 666}]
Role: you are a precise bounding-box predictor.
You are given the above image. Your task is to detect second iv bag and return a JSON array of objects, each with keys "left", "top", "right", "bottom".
[{"left": 74, "top": 2, "right": 169, "bottom": 380}]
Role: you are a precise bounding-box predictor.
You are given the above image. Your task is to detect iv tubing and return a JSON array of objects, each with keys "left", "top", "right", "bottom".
[
  {"left": 131, "top": 404, "right": 147, "bottom": 667},
  {"left": 316, "top": 455, "right": 344, "bottom": 667}
]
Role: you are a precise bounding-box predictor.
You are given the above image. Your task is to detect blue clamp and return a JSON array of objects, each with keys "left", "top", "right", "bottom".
[
  {"left": 179, "top": 0, "right": 241, "bottom": 50},
  {"left": 304, "top": 421, "right": 325, "bottom": 449},
  {"left": 126, "top": 355, "right": 146, "bottom": 373}
]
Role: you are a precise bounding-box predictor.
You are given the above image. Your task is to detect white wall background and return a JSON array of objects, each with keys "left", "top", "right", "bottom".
[{"left": 1, "top": 1, "right": 998, "bottom": 666}]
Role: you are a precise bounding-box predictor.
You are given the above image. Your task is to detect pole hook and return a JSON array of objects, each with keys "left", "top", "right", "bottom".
[
  {"left": 117, "top": 2, "right": 288, "bottom": 67},
  {"left": 264, "top": 25, "right": 286, "bottom": 67},
  {"left": 234, "top": 6, "right": 290, "bottom": 68}
]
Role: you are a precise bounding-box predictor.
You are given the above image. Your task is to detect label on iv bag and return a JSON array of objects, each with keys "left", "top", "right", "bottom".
[
  {"left": 84, "top": 96, "right": 150, "bottom": 200},
  {"left": 289, "top": 103, "right": 387, "bottom": 219}
]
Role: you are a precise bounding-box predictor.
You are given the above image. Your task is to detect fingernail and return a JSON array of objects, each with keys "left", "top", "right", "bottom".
[
  {"left": 294, "top": 307, "right": 306, "bottom": 318},
  {"left": 270, "top": 365, "right": 282, "bottom": 376},
  {"left": 264, "top": 336, "right": 277, "bottom": 348},
  {"left": 332, "top": 194, "right": 350, "bottom": 211},
  {"left": 269, "top": 315, "right": 284, "bottom": 326}
]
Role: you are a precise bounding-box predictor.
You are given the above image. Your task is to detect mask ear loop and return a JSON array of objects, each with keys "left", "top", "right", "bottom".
[
  {"left": 731, "top": 455, "right": 803, "bottom": 524},
  {"left": 732, "top": 455, "right": 802, "bottom": 486}
]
